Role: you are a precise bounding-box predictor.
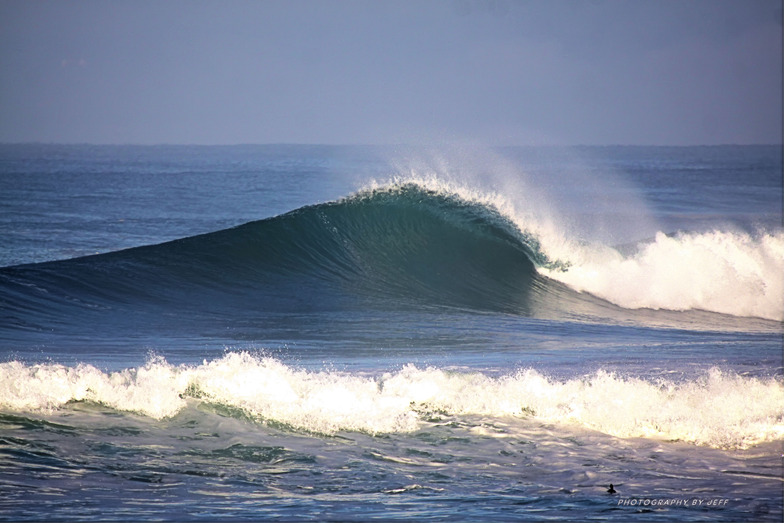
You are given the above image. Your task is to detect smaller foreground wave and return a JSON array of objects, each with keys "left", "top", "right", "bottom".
[{"left": 1, "top": 352, "right": 782, "bottom": 450}]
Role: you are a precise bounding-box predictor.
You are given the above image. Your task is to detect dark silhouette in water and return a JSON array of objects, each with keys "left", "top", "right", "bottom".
[{"left": 607, "top": 484, "right": 616, "bottom": 494}]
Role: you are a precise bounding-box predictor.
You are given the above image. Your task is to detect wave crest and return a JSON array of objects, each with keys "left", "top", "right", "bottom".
[{"left": 354, "top": 177, "right": 784, "bottom": 321}]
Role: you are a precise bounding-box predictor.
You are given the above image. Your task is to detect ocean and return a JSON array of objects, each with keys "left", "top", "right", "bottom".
[{"left": 0, "top": 143, "right": 781, "bottom": 521}]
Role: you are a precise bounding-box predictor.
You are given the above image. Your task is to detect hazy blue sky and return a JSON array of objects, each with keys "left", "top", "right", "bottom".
[{"left": 1, "top": 0, "right": 781, "bottom": 145}]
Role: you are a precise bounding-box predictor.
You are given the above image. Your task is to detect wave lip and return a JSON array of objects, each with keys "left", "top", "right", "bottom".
[{"left": 2, "top": 353, "right": 782, "bottom": 450}]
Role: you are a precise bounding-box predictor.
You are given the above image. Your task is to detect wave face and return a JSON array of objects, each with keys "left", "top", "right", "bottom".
[
  {"left": 2, "top": 352, "right": 782, "bottom": 450},
  {"left": 0, "top": 179, "right": 781, "bottom": 335},
  {"left": 0, "top": 183, "right": 560, "bottom": 331}
]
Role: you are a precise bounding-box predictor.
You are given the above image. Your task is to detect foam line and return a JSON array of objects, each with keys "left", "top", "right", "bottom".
[{"left": 2, "top": 353, "right": 782, "bottom": 449}]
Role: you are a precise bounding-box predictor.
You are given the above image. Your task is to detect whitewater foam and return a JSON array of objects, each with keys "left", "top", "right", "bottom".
[
  {"left": 543, "top": 230, "right": 784, "bottom": 321},
  {"left": 2, "top": 353, "right": 782, "bottom": 449}
]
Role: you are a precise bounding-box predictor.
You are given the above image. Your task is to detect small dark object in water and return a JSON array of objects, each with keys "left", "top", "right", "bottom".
[{"left": 607, "top": 484, "right": 616, "bottom": 494}]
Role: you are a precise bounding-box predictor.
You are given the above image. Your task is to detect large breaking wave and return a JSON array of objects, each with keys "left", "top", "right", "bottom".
[{"left": 0, "top": 178, "right": 781, "bottom": 330}]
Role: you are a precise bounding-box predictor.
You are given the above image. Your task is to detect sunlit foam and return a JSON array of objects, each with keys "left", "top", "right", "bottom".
[
  {"left": 2, "top": 353, "right": 782, "bottom": 449},
  {"left": 542, "top": 230, "right": 784, "bottom": 321}
]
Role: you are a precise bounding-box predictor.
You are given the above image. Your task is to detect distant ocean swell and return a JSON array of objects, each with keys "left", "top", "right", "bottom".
[
  {"left": 1, "top": 352, "right": 782, "bottom": 450},
  {"left": 1, "top": 179, "right": 781, "bottom": 326}
]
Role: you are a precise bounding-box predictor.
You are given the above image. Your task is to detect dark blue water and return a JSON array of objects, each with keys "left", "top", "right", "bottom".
[{"left": 0, "top": 144, "right": 782, "bottom": 521}]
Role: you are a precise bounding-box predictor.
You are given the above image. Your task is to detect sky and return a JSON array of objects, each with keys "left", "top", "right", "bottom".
[{"left": 0, "top": 0, "right": 781, "bottom": 146}]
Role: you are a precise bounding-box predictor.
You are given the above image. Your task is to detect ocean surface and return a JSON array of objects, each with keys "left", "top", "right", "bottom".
[{"left": 0, "top": 144, "right": 782, "bottom": 521}]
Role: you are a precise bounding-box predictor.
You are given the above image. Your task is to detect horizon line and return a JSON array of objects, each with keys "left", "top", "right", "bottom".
[{"left": 1, "top": 141, "right": 781, "bottom": 148}]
